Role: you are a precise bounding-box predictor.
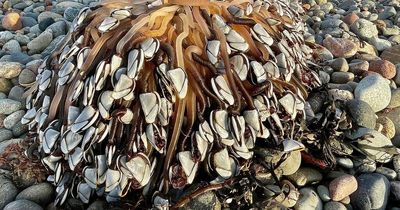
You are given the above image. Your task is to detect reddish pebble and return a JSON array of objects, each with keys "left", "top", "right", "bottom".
[
  {"left": 329, "top": 174, "right": 358, "bottom": 201},
  {"left": 2, "top": 12, "right": 22, "bottom": 31},
  {"left": 343, "top": 12, "right": 359, "bottom": 25},
  {"left": 323, "top": 37, "right": 358, "bottom": 58},
  {"left": 368, "top": 59, "right": 396, "bottom": 79}
]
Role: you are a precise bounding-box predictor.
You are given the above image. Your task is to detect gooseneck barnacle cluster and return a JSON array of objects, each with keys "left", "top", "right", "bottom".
[{"left": 23, "top": 0, "right": 322, "bottom": 208}]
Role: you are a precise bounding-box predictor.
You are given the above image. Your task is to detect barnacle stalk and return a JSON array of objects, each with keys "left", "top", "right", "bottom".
[{"left": 23, "top": 0, "right": 321, "bottom": 208}]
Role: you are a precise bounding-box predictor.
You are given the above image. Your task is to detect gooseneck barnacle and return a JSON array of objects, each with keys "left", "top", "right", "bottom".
[{"left": 23, "top": 0, "right": 321, "bottom": 208}]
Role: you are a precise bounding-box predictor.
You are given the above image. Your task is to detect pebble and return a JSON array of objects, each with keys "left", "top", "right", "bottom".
[
  {"left": 317, "top": 185, "right": 331, "bottom": 202},
  {"left": 330, "top": 58, "right": 349, "bottom": 72},
  {"left": 328, "top": 89, "right": 354, "bottom": 101},
  {"left": 287, "top": 167, "right": 323, "bottom": 186},
  {"left": 350, "top": 18, "right": 379, "bottom": 40},
  {"left": 331, "top": 72, "right": 354, "bottom": 83},
  {"left": 336, "top": 157, "right": 354, "bottom": 169},
  {"left": 391, "top": 181, "right": 400, "bottom": 201},
  {"left": 2, "top": 12, "right": 22, "bottom": 31},
  {"left": 353, "top": 156, "right": 377, "bottom": 173},
  {"left": 351, "top": 173, "right": 390, "bottom": 210},
  {"left": 318, "top": 71, "right": 330, "bottom": 84},
  {"left": 376, "top": 116, "right": 396, "bottom": 139},
  {"left": 3, "top": 110, "right": 25, "bottom": 129},
  {"left": 182, "top": 190, "right": 221, "bottom": 210},
  {"left": 0, "top": 62, "right": 22, "bottom": 79},
  {"left": 12, "top": 121, "right": 28, "bottom": 136},
  {"left": 343, "top": 12, "right": 359, "bottom": 25},
  {"left": 64, "top": 7, "right": 79, "bottom": 22},
  {"left": 21, "top": 16, "right": 37, "bottom": 28},
  {"left": 376, "top": 167, "right": 397, "bottom": 180},
  {"left": 37, "top": 11, "right": 63, "bottom": 23},
  {"left": 87, "top": 200, "right": 106, "bottom": 210},
  {"left": 294, "top": 188, "right": 323, "bottom": 210},
  {"left": 0, "top": 99, "right": 23, "bottom": 115},
  {"left": 16, "top": 183, "right": 54, "bottom": 206},
  {"left": 8, "top": 86, "right": 25, "bottom": 103},
  {"left": 354, "top": 74, "right": 391, "bottom": 112},
  {"left": 348, "top": 60, "right": 369, "bottom": 75},
  {"left": 27, "top": 29, "right": 53, "bottom": 54},
  {"left": 346, "top": 99, "right": 376, "bottom": 129},
  {"left": 19, "top": 69, "right": 36, "bottom": 86},
  {"left": 329, "top": 174, "right": 358, "bottom": 201},
  {"left": 4, "top": 199, "right": 43, "bottom": 210},
  {"left": 9, "top": 52, "right": 33, "bottom": 65},
  {"left": 368, "top": 36, "right": 392, "bottom": 51},
  {"left": 0, "top": 78, "right": 12, "bottom": 94},
  {"left": 0, "top": 177, "right": 19, "bottom": 209},
  {"left": 3, "top": 40, "right": 21, "bottom": 53},
  {"left": 38, "top": 17, "right": 55, "bottom": 31},
  {"left": 323, "top": 36, "right": 358, "bottom": 58},
  {"left": 324, "top": 201, "right": 347, "bottom": 210},
  {"left": 381, "top": 45, "right": 400, "bottom": 65},
  {"left": 394, "top": 155, "right": 400, "bottom": 172},
  {"left": 388, "top": 88, "right": 400, "bottom": 108},
  {"left": 0, "top": 128, "right": 13, "bottom": 142},
  {"left": 379, "top": 107, "right": 400, "bottom": 136}
]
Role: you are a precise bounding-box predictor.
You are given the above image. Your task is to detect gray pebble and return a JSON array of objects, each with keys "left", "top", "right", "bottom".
[
  {"left": 21, "top": 16, "right": 37, "bottom": 28},
  {"left": 3, "top": 40, "right": 21, "bottom": 53},
  {"left": 346, "top": 99, "right": 376, "bottom": 129},
  {"left": 0, "top": 31, "right": 14, "bottom": 44},
  {"left": 47, "top": 21, "right": 67, "bottom": 38},
  {"left": 324, "top": 201, "right": 347, "bottom": 210},
  {"left": 317, "top": 185, "right": 331, "bottom": 202},
  {"left": 9, "top": 52, "right": 33, "bottom": 65},
  {"left": 368, "top": 36, "right": 392, "bottom": 51},
  {"left": 27, "top": 30, "right": 53, "bottom": 54},
  {"left": 336, "top": 157, "right": 354, "bottom": 169},
  {"left": 0, "top": 99, "right": 23, "bottom": 115},
  {"left": 4, "top": 199, "right": 43, "bottom": 210},
  {"left": 16, "top": 183, "right": 54, "bottom": 206},
  {"left": 391, "top": 181, "right": 400, "bottom": 201},
  {"left": 3, "top": 110, "right": 25, "bottom": 129},
  {"left": 351, "top": 173, "right": 390, "bottom": 210},
  {"left": 350, "top": 18, "right": 379, "bottom": 40},
  {"left": 376, "top": 167, "right": 397, "bottom": 181},
  {"left": 330, "top": 58, "right": 349, "bottom": 72},
  {"left": 331, "top": 72, "right": 354, "bottom": 83},
  {"left": 64, "top": 7, "right": 79, "bottom": 22},
  {"left": 354, "top": 74, "right": 391, "bottom": 112},
  {"left": 12, "top": 121, "right": 28, "bottom": 137},
  {"left": 294, "top": 188, "right": 323, "bottom": 210},
  {"left": 0, "top": 128, "right": 13, "bottom": 142},
  {"left": 0, "top": 177, "right": 19, "bottom": 209}
]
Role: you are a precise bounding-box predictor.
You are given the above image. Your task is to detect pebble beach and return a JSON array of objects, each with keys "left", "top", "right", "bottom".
[{"left": 1, "top": 0, "right": 400, "bottom": 209}]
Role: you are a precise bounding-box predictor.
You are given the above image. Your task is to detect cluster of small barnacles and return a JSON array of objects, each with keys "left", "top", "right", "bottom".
[{"left": 22, "top": 0, "right": 322, "bottom": 208}]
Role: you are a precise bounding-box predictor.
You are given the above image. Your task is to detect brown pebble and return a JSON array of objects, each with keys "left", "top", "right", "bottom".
[
  {"left": 323, "top": 37, "right": 358, "bottom": 58},
  {"left": 368, "top": 59, "right": 396, "bottom": 79},
  {"left": 2, "top": 12, "right": 22, "bottom": 31},
  {"left": 343, "top": 13, "right": 359, "bottom": 25},
  {"left": 329, "top": 174, "right": 358, "bottom": 201},
  {"left": 349, "top": 60, "right": 369, "bottom": 75}
]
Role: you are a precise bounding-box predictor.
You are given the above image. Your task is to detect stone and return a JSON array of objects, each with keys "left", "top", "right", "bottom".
[
  {"left": 330, "top": 58, "right": 349, "bottom": 72},
  {"left": 21, "top": 16, "right": 37, "bottom": 28},
  {"left": 27, "top": 29, "right": 53, "bottom": 54},
  {"left": 276, "top": 150, "right": 301, "bottom": 176},
  {"left": 2, "top": 12, "right": 22, "bottom": 31},
  {"left": 0, "top": 78, "right": 13, "bottom": 94},
  {"left": 346, "top": 99, "right": 376, "bottom": 129},
  {"left": 55, "top": 1, "right": 84, "bottom": 11},
  {"left": 8, "top": 86, "right": 24, "bottom": 103},
  {"left": 0, "top": 138, "right": 22, "bottom": 153},
  {"left": 9, "top": 52, "right": 33, "bottom": 65},
  {"left": 42, "top": 35, "right": 64, "bottom": 56},
  {"left": 0, "top": 177, "right": 19, "bottom": 209},
  {"left": 343, "top": 12, "right": 359, "bottom": 25},
  {"left": 87, "top": 200, "right": 106, "bottom": 210},
  {"left": 394, "top": 155, "right": 400, "bottom": 172},
  {"left": 307, "top": 92, "right": 328, "bottom": 113},
  {"left": 317, "top": 185, "right": 331, "bottom": 202},
  {"left": 331, "top": 72, "right": 354, "bottom": 83},
  {"left": 47, "top": 21, "right": 67, "bottom": 38},
  {"left": 0, "top": 62, "right": 22, "bottom": 79},
  {"left": 376, "top": 116, "right": 396, "bottom": 139},
  {"left": 391, "top": 181, "right": 400, "bottom": 201},
  {"left": 37, "top": 11, "right": 63, "bottom": 23},
  {"left": 16, "top": 183, "right": 54, "bottom": 206},
  {"left": 12, "top": 121, "right": 28, "bottom": 136},
  {"left": 329, "top": 174, "right": 358, "bottom": 201},
  {"left": 351, "top": 173, "right": 390, "bottom": 210},
  {"left": 3, "top": 40, "right": 21, "bottom": 53},
  {"left": 38, "top": 17, "right": 54, "bottom": 31},
  {"left": 376, "top": 167, "right": 397, "bottom": 181},
  {"left": 0, "top": 128, "right": 13, "bottom": 142},
  {"left": 349, "top": 60, "right": 369, "bottom": 75},
  {"left": 328, "top": 89, "right": 353, "bottom": 101},
  {"left": 354, "top": 74, "right": 391, "bottom": 112},
  {"left": 350, "top": 18, "right": 379, "bottom": 40},
  {"left": 353, "top": 156, "right": 377, "bottom": 173},
  {"left": 381, "top": 45, "right": 400, "bottom": 65},
  {"left": 318, "top": 71, "right": 330, "bottom": 84},
  {"left": 314, "top": 46, "right": 334, "bottom": 61},
  {"left": 19, "top": 69, "right": 36, "bottom": 86},
  {"left": 3, "top": 110, "right": 25, "bottom": 129},
  {"left": 294, "top": 188, "right": 323, "bottom": 210},
  {"left": 324, "top": 201, "right": 347, "bottom": 210},
  {"left": 388, "top": 89, "right": 400, "bottom": 108},
  {"left": 336, "top": 157, "right": 354, "bottom": 169},
  {"left": 320, "top": 18, "right": 343, "bottom": 30},
  {"left": 0, "top": 99, "right": 23, "bottom": 115},
  {"left": 181, "top": 190, "right": 221, "bottom": 210},
  {"left": 368, "top": 36, "right": 392, "bottom": 51},
  {"left": 4, "top": 199, "right": 43, "bottom": 210},
  {"left": 378, "top": 6, "right": 396, "bottom": 20},
  {"left": 347, "top": 127, "right": 394, "bottom": 163},
  {"left": 327, "top": 83, "right": 353, "bottom": 91},
  {"left": 287, "top": 167, "right": 323, "bottom": 186},
  {"left": 0, "top": 31, "right": 14, "bottom": 44},
  {"left": 322, "top": 36, "right": 358, "bottom": 58},
  {"left": 64, "top": 7, "right": 79, "bottom": 22},
  {"left": 379, "top": 107, "right": 400, "bottom": 136}
]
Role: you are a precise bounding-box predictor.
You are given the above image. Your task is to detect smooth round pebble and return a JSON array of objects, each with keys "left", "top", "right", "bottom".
[
  {"left": 324, "top": 201, "right": 347, "bottom": 210},
  {"left": 16, "top": 183, "right": 54, "bottom": 206},
  {"left": 351, "top": 173, "right": 390, "bottom": 210},
  {"left": 329, "top": 174, "right": 358, "bottom": 201},
  {"left": 317, "top": 185, "right": 331, "bottom": 202},
  {"left": 376, "top": 167, "right": 397, "bottom": 181},
  {"left": 287, "top": 167, "right": 323, "bottom": 186},
  {"left": 369, "top": 59, "right": 396, "bottom": 79},
  {"left": 3, "top": 110, "right": 25, "bottom": 129},
  {"left": 0, "top": 177, "right": 19, "bottom": 209},
  {"left": 4, "top": 199, "right": 43, "bottom": 210},
  {"left": 346, "top": 99, "right": 376, "bottom": 129},
  {"left": 354, "top": 74, "right": 391, "bottom": 112},
  {"left": 294, "top": 188, "right": 323, "bottom": 210},
  {"left": 331, "top": 72, "right": 354, "bottom": 83}
]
